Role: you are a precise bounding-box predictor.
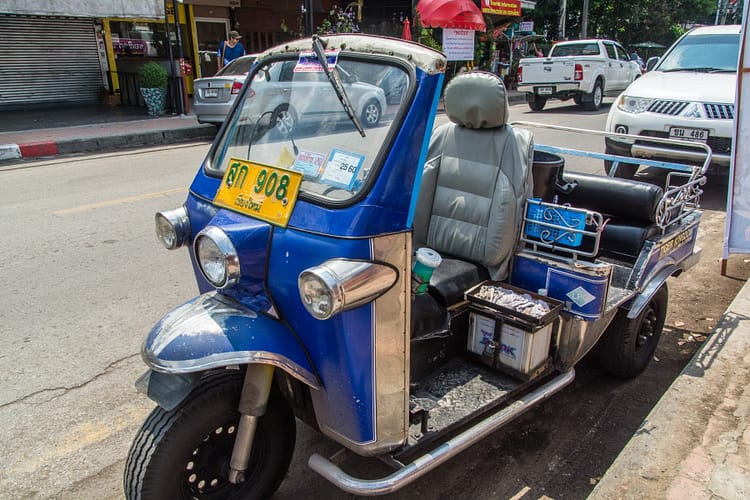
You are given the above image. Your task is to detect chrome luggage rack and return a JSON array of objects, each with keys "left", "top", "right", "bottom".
[{"left": 520, "top": 199, "right": 604, "bottom": 259}]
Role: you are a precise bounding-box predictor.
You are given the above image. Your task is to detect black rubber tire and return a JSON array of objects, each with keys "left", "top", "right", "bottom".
[
  {"left": 124, "top": 370, "right": 296, "bottom": 500},
  {"left": 603, "top": 145, "right": 638, "bottom": 179},
  {"left": 272, "top": 104, "right": 296, "bottom": 136},
  {"left": 598, "top": 285, "right": 668, "bottom": 379},
  {"left": 583, "top": 80, "right": 603, "bottom": 111},
  {"left": 527, "top": 94, "right": 547, "bottom": 112},
  {"left": 361, "top": 99, "right": 382, "bottom": 127}
]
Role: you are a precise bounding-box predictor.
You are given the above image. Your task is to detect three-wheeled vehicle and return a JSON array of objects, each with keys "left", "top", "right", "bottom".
[{"left": 124, "top": 34, "right": 707, "bottom": 498}]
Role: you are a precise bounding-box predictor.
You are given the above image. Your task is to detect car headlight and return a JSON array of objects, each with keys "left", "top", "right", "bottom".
[
  {"left": 299, "top": 260, "right": 398, "bottom": 320},
  {"left": 617, "top": 95, "right": 654, "bottom": 114},
  {"left": 194, "top": 226, "right": 240, "bottom": 288},
  {"left": 155, "top": 207, "right": 190, "bottom": 250}
]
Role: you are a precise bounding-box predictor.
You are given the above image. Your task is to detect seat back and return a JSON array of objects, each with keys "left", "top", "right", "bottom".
[{"left": 413, "top": 72, "right": 534, "bottom": 281}]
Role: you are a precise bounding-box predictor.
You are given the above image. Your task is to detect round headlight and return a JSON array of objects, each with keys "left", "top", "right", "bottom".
[
  {"left": 155, "top": 207, "right": 190, "bottom": 250},
  {"left": 298, "top": 267, "right": 343, "bottom": 320},
  {"left": 194, "top": 226, "right": 240, "bottom": 288}
]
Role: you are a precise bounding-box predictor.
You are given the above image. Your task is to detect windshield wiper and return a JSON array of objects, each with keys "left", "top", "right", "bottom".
[
  {"left": 662, "top": 67, "right": 724, "bottom": 73},
  {"left": 312, "top": 35, "right": 366, "bottom": 137}
]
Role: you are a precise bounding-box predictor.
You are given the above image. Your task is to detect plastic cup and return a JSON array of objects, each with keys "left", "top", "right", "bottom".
[{"left": 412, "top": 247, "right": 442, "bottom": 294}]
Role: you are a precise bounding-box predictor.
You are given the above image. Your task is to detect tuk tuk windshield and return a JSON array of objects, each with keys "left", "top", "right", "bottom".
[{"left": 206, "top": 55, "right": 409, "bottom": 202}]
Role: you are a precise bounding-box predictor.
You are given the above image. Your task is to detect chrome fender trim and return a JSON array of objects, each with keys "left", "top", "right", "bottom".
[
  {"left": 308, "top": 369, "right": 575, "bottom": 496},
  {"left": 143, "top": 292, "right": 320, "bottom": 389}
]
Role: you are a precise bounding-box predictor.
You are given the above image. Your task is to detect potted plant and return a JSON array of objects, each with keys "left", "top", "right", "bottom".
[{"left": 138, "top": 62, "right": 169, "bottom": 116}]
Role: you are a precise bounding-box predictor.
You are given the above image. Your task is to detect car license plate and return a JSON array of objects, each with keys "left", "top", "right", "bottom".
[
  {"left": 204, "top": 88, "right": 219, "bottom": 98},
  {"left": 669, "top": 127, "right": 708, "bottom": 142},
  {"left": 537, "top": 87, "right": 554, "bottom": 95},
  {"left": 214, "top": 159, "right": 302, "bottom": 227}
]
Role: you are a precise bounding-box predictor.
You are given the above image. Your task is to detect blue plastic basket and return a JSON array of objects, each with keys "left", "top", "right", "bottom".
[{"left": 524, "top": 199, "right": 586, "bottom": 247}]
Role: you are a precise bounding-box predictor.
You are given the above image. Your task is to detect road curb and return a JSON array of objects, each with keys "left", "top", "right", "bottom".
[{"left": 0, "top": 124, "right": 216, "bottom": 163}]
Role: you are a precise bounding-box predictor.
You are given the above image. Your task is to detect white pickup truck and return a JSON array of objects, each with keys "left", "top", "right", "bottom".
[{"left": 517, "top": 39, "right": 641, "bottom": 111}]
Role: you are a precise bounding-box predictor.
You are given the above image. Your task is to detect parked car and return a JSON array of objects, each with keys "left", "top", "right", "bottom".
[
  {"left": 193, "top": 54, "right": 259, "bottom": 125},
  {"left": 243, "top": 58, "right": 388, "bottom": 135},
  {"left": 604, "top": 24, "right": 741, "bottom": 177},
  {"left": 517, "top": 39, "right": 641, "bottom": 111}
]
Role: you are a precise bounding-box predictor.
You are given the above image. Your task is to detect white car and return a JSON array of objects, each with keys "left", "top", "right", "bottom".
[
  {"left": 193, "top": 54, "right": 259, "bottom": 125},
  {"left": 604, "top": 24, "right": 741, "bottom": 177}
]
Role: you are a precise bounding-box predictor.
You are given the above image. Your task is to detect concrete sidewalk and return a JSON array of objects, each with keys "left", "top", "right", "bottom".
[
  {"left": 0, "top": 91, "right": 528, "bottom": 163},
  {"left": 591, "top": 279, "right": 750, "bottom": 499}
]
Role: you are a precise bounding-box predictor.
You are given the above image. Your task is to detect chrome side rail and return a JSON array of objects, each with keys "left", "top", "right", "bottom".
[{"left": 308, "top": 369, "right": 575, "bottom": 496}]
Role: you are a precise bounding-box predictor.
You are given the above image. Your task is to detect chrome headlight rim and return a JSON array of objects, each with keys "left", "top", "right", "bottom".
[
  {"left": 155, "top": 206, "right": 191, "bottom": 250},
  {"left": 194, "top": 226, "right": 241, "bottom": 289},
  {"left": 298, "top": 267, "right": 345, "bottom": 320}
]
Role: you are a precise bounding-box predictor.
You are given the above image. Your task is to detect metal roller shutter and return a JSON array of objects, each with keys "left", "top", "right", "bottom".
[{"left": 0, "top": 15, "right": 101, "bottom": 109}]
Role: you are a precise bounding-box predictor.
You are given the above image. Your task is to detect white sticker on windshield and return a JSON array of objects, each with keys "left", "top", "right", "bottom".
[
  {"left": 296, "top": 50, "right": 339, "bottom": 72},
  {"left": 320, "top": 149, "right": 364, "bottom": 190},
  {"left": 292, "top": 149, "right": 326, "bottom": 178}
]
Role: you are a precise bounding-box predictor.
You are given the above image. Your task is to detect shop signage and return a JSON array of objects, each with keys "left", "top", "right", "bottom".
[
  {"left": 481, "top": 0, "right": 522, "bottom": 17},
  {"left": 443, "top": 29, "right": 475, "bottom": 61}
]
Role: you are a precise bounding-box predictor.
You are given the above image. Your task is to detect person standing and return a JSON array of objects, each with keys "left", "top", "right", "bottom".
[{"left": 217, "top": 30, "right": 245, "bottom": 70}]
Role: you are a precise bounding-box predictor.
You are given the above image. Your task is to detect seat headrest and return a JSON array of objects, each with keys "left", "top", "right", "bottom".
[{"left": 443, "top": 71, "right": 509, "bottom": 129}]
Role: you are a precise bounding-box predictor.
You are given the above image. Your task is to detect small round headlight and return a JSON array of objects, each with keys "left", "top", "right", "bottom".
[
  {"left": 299, "top": 268, "right": 343, "bottom": 320},
  {"left": 155, "top": 207, "right": 190, "bottom": 250},
  {"left": 194, "top": 226, "right": 240, "bottom": 288}
]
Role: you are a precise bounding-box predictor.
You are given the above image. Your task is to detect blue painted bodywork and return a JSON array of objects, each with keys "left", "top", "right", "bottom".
[{"left": 145, "top": 57, "right": 444, "bottom": 445}]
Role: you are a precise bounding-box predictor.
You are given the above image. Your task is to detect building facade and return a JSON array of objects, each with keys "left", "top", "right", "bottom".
[{"left": 0, "top": 0, "right": 531, "bottom": 110}]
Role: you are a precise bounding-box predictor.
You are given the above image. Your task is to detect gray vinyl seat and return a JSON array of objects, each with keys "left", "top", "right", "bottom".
[{"left": 413, "top": 71, "right": 534, "bottom": 305}]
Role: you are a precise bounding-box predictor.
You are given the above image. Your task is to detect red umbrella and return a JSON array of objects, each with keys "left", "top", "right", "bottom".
[
  {"left": 402, "top": 17, "right": 412, "bottom": 41},
  {"left": 416, "top": 0, "right": 486, "bottom": 32}
]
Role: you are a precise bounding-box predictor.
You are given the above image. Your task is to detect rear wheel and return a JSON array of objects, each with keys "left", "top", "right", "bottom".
[
  {"left": 124, "top": 370, "right": 296, "bottom": 500},
  {"left": 361, "top": 99, "right": 382, "bottom": 127},
  {"left": 272, "top": 104, "right": 296, "bottom": 136},
  {"left": 527, "top": 93, "right": 547, "bottom": 112},
  {"left": 598, "top": 285, "right": 668, "bottom": 379},
  {"left": 583, "top": 80, "right": 603, "bottom": 111}
]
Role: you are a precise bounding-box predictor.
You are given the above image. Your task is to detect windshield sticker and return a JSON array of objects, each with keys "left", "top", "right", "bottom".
[
  {"left": 320, "top": 149, "right": 365, "bottom": 190},
  {"left": 292, "top": 149, "right": 326, "bottom": 178},
  {"left": 295, "top": 50, "right": 339, "bottom": 72}
]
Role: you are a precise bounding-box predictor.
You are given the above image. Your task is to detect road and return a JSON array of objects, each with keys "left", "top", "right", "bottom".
[{"left": 0, "top": 100, "right": 740, "bottom": 499}]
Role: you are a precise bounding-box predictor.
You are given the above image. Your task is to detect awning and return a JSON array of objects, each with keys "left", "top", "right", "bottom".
[{"left": 416, "top": 0, "right": 486, "bottom": 32}]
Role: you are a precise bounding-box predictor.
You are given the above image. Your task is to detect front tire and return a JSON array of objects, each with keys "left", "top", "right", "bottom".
[
  {"left": 124, "top": 370, "right": 296, "bottom": 500},
  {"left": 598, "top": 285, "right": 668, "bottom": 379},
  {"left": 527, "top": 93, "right": 547, "bottom": 112},
  {"left": 583, "top": 80, "right": 603, "bottom": 111},
  {"left": 272, "top": 104, "right": 297, "bottom": 136}
]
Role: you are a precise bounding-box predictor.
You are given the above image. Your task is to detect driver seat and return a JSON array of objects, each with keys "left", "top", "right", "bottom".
[{"left": 413, "top": 72, "right": 534, "bottom": 306}]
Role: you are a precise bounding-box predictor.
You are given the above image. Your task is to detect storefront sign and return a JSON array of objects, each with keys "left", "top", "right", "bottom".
[
  {"left": 481, "top": 0, "right": 522, "bottom": 17},
  {"left": 112, "top": 38, "right": 146, "bottom": 55},
  {"left": 443, "top": 28, "right": 475, "bottom": 61},
  {"left": 520, "top": 21, "right": 534, "bottom": 32}
]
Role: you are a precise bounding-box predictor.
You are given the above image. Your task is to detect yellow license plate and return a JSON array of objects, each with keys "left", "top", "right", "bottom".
[{"left": 214, "top": 158, "right": 302, "bottom": 227}]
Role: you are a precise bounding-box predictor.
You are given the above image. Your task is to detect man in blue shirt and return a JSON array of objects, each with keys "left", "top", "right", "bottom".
[{"left": 217, "top": 30, "right": 246, "bottom": 70}]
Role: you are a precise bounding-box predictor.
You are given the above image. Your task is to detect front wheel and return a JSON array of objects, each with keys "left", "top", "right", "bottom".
[
  {"left": 583, "top": 80, "right": 603, "bottom": 111},
  {"left": 124, "top": 370, "right": 296, "bottom": 500},
  {"left": 598, "top": 285, "right": 668, "bottom": 379},
  {"left": 527, "top": 93, "right": 547, "bottom": 112},
  {"left": 272, "top": 104, "right": 297, "bottom": 136}
]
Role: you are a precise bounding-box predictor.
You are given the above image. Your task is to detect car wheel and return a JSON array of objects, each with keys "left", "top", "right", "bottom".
[
  {"left": 361, "top": 99, "right": 382, "bottom": 127},
  {"left": 583, "top": 80, "right": 603, "bottom": 111},
  {"left": 603, "top": 145, "right": 638, "bottom": 179},
  {"left": 527, "top": 94, "right": 547, "bottom": 112},
  {"left": 272, "top": 104, "right": 296, "bottom": 136},
  {"left": 598, "top": 285, "right": 668, "bottom": 379}
]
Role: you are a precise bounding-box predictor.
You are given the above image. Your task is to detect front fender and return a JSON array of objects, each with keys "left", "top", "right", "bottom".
[{"left": 143, "top": 292, "right": 320, "bottom": 389}]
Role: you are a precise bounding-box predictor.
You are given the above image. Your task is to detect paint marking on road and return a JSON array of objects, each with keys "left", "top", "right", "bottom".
[{"left": 53, "top": 187, "right": 186, "bottom": 216}]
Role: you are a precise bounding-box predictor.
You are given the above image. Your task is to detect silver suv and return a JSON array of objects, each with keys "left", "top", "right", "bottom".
[{"left": 604, "top": 24, "right": 740, "bottom": 177}]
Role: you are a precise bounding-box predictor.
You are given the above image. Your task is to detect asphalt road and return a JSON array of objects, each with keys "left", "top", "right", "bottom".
[{"left": 0, "top": 99, "right": 734, "bottom": 499}]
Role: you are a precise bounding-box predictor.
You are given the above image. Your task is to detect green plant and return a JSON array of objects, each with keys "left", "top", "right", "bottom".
[
  {"left": 316, "top": 5, "right": 359, "bottom": 35},
  {"left": 138, "top": 62, "right": 168, "bottom": 89}
]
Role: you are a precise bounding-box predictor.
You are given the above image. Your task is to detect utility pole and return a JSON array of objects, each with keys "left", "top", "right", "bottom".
[
  {"left": 581, "top": 0, "right": 589, "bottom": 38},
  {"left": 303, "top": 0, "right": 314, "bottom": 36},
  {"left": 559, "top": 0, "right": 567, "bottom": 40}
]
